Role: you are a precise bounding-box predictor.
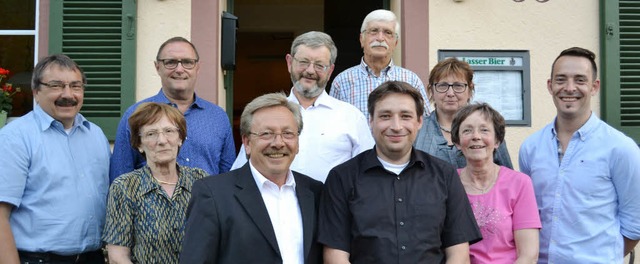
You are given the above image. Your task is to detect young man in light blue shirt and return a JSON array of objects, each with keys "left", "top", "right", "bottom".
[{"left": 519, "top": 47, "right": 640, "bottom": 263}]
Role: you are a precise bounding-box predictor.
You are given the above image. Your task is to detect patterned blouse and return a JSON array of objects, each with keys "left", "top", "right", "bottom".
[{"left": 102, "top": 165, "right": 208, "bottom": 263}]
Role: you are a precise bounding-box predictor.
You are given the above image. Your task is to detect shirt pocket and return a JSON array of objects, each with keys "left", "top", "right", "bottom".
[
  {"left": 568, "top": 162, "right": 611, "bottom": 201},
  {"left": 317, "top": 129, "right": 353, "bottom": 164}
]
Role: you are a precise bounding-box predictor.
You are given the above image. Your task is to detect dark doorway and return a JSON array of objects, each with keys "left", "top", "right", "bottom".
[
  {"left": 324, "top": 0, "right": 385, "bottom": 90},
  {"left": 230, "top": 0, "right": 385, "bottom": 151}
]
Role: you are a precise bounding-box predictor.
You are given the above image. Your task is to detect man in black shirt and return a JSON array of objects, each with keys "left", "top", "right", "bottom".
[{"left": 319, "top": 81, "right": 481, "bottom": 264}]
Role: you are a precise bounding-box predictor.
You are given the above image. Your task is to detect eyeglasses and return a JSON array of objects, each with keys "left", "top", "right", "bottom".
[
  {"left": 249, "top": 131, "right": 299, "bottom": 141},
  {"left": 362, "top": 28, "right": 396, "bottom": 39},
  {"left": 157, "top": 59, "right": 199, "bottom": 69},
  {"left": 140, "top": 127, "right": 180, "bottom": 141},
  {"left": 38, "top": 81, "right": 85, "bottom": 93},
  {"left": 293, "top": 57, "right": 330, "bottom": 72},
  {"left": 433, "top": 82, "right": 468, "bottom": 93}
]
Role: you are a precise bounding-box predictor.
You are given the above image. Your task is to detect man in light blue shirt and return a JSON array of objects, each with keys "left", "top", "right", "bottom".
[
  {"left": 110, "top": 37, "right": 235, "bottom": 182},
  {"left": 0, "top": 54, "right": 110, "bottom": 263},
  {"left": 519, "top": 47, "right": 640, "bottom": 263}
]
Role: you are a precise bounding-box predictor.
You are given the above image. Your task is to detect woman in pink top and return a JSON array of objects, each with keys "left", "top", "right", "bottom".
[{"left": 451, "top": 103, "right": 541, "bottom": 264}]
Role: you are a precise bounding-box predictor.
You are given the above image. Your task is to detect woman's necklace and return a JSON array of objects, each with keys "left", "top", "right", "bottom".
[
  {"left": 464, "top": 165, "right": 498, "bottom": 194},
  {"left": 153, "top": 176, "right": 177, "bottom": 185},
  {"left": 439, "top": 126, "right": 451, "bottom": 133}
]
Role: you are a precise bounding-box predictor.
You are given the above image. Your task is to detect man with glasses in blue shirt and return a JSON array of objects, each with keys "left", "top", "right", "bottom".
[
  {"left": 519, "top": 47, "right": 640, "bottom": 263},
  {"left": 0, "top": 54, "right": 110, "bottom": 263},
  {"left": 330, "top": 9, "right": 430, "bottom": 120},
  {"left": 110, "top": 36, "right": 235, "bottom": 182}
]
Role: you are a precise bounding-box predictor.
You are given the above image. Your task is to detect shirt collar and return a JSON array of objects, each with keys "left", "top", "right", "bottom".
[
  {"left": 425, "top": 111, "right": 449, "bottom": 143},
  {"left": 248, "top": 160, "right": 296, "bottom": 190},
  {"left": 362, "top": 146, "right": 425, "bottom": 173},
  {"left": 157, "top": 89, "right": 205, "bottom": 110},
  {"left": 551, "top": 112, "right": 599, "bottom": 142},
  {"left": 358, "top": 57, "right": 394, "bottom": 77},
  {"left": 287, "top": 89, "right": 335, "bottom": 109},
  {"left": 33, "top": 103, "right": 90, "bottom": 132}
]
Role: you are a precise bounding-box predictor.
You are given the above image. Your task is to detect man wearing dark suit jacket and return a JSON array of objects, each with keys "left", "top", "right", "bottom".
[{"left": 180, "top": 92, "right": 323, "bottom": 264}]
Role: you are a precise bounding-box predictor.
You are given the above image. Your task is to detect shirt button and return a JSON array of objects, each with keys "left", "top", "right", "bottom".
[
  {"left": 399, "top": 221, "right": 404, "bottom": 226},
  {"left": 397, "top": 198, "right": 403, "bottom": 202},
  {"left": 186, "top": 158, "right": 190, "bottom": 162},
  {"left": 401, "top": 246, "right": 406, "bottom": 250}
]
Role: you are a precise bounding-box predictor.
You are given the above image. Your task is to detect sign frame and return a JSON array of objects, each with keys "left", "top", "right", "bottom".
[{"left": 439, "top": 50, "right": 531, "bottom": 126}]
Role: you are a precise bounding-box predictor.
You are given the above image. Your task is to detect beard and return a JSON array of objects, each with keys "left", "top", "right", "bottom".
[{"left": 291, "top": 71, "right": 327, "bottom": 99}]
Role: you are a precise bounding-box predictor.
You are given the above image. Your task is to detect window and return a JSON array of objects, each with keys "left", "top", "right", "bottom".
[
  {"left": 49, "top": 0, "right": 136, "bottom": 140},
  {"left": 0, "top": 0, "right": 37, "bottom": 118},
  {"left": 602, "top": 0, "right": 640, "bottom": 143}
]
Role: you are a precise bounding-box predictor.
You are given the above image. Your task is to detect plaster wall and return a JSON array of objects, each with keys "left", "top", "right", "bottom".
[
  {"left": 429, "top": 0, "right": 600, "bottom": 169},
  {"left": 136, "top": 0, "right": 192, "bottom": 102}
]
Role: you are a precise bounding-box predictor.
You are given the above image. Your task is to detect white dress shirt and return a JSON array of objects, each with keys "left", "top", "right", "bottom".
[
  {"left": 249, "top": 162, "right": 304, "bottom": 264},
  {"left": 233, "top": 90, "right": 374, "bottom": 182}
]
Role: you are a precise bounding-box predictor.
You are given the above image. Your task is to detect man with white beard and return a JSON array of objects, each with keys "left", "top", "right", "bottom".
[
  {"left": 231, "top": 31, "right": 374, "bottom": 182},
  {"left": 329, "top": 9, "right": 430, "bottom": 119}
]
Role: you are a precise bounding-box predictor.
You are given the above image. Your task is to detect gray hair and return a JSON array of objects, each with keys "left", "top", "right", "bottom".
[
  {"left": 360, "top": 9, "right": 400, "bottom": 38},
  {"left": 291, "top": 31, "right": 338, "bottom": 64},
  {"left": 32, "top": 54, "right": 86, "bottom": 90},
  {"left": 240, "top": 92, "right": 303, "bottom": 137}
]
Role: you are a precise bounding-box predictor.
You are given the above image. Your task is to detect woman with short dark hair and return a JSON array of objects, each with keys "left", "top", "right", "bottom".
[{"left": 102, "top": 102, "right": 208, "bottom": 264}]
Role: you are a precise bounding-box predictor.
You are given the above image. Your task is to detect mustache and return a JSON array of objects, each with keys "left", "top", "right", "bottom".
[
  {"left": 302, "top": 72, "right": 318, "bottom": 80},
  {"left": 370, "top": 41, "right": 389, "bottom": 48},
  {"left": 55, "top": 98, "right": 79, "bottom": 107}
]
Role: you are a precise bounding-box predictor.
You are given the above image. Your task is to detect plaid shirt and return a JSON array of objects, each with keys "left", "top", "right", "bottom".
[{"left": 329, "top": 58, "right": 431, "bottom": 119}]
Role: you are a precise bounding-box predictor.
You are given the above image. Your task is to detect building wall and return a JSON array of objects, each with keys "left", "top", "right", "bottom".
[
  {"left": 136, "top": 0, "right": 193, "bottom": 102},
  {"left": 428, "top": 0, "right": 600, "bottom": 168},
  {"left": 134, "top": 0, "right": 601, "bottom": 169}
]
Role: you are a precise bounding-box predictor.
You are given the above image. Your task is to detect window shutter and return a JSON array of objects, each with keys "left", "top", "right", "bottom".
[
  {"left": 49, "top": 0, "right": 136, "bottom": 140},
  {"left": 602, "top": 0, "right": 640, "bottom": 143}
]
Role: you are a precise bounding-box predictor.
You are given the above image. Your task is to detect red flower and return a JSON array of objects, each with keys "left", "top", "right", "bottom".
[
  {"left": 0, "top": 67, "right": 9, "bottom": 76},
  {"left": 2, "top": 84, "right": 12, "bottom": 93}
]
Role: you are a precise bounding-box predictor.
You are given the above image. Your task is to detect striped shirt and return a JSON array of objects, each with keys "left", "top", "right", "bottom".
[
  {"left": 102, "top": 165, "right": 208, "bottom": 263},
  {"left": 329, "top": 58, "right": 431, "bottom": 119}
]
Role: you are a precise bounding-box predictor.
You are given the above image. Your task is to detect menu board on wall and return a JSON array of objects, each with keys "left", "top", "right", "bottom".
[
  {"left": 473, "top": 71, "right": 523, "bottom": 121},
  {"left": 439, "top": 51, "right": 531, "bottom": 126}
]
